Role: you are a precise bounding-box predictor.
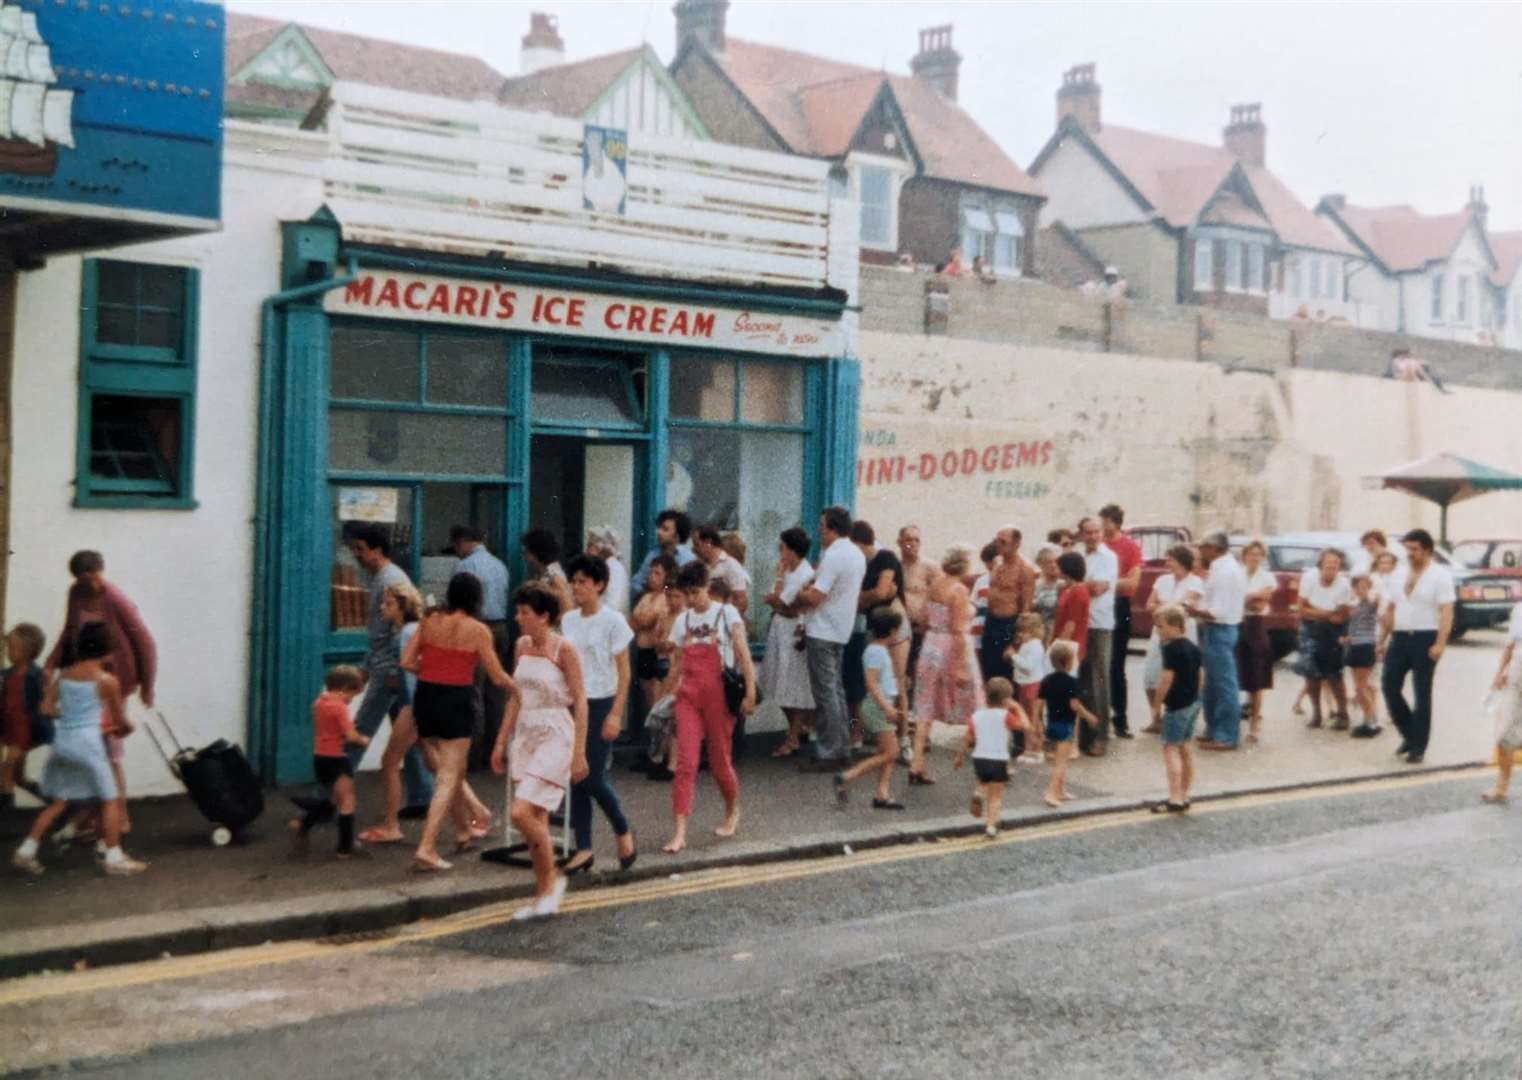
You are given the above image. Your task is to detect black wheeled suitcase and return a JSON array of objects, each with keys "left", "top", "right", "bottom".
[{"left": 145, "top": 713, "right": 264, "bottom": 846}]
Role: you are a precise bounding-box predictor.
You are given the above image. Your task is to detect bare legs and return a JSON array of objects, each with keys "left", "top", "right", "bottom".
[
  {"left": 1246, "top": 690, "right": 1264, "bottom": 742},
  {"left": 366, "top": 711, "right": 490, "bottom": 845},
  {"left": 1163, "top": 743, "right": 1194, "bottom": 806},
  {"left": 1043, "top": 741, "right": 1075, "bottom": 807},
  {"left": 413, "top": 736, "right": 469, "bottom": 869},
  {"left": 509, "top": 798, "right": 566, "bottom": 915},
  {"left": 837, "top": 730, "right": 898, "bottom": 803}
]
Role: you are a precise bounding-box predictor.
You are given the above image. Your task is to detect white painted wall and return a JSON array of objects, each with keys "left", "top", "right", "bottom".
[
  {"left": 589, "top": 61, "right": 702, "bottom": 141},
  {"left": 6, "top": 127, "right": 327, "bottom": 796},
  {"left": 1402, "top": 222, "right": 1494, "bottom": 344},
  {"left": 1033, "top": 138, "right": 1148, "bottom": 229}
]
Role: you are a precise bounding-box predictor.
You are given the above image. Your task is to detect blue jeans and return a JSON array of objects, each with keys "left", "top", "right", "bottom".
[
  {"left": 1201, "top": 624, "right": 1241, "bottom": 746},
  {"left": 348, "top": 671, "right": 434, "bottom": 807},
  {"left": 805, "top": 638, "right": 849, "bottom": 761},
  {"left": 571, "top": 697, "right": 631, "bottom": 853}
]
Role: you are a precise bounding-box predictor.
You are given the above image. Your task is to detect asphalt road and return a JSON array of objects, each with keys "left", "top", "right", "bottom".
[{"left": 8, "top": 770, "right": 1520, "bottom": 1079}]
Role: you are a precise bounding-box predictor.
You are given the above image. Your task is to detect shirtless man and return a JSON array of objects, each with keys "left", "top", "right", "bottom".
[
  {"left": 898, "top": 525, "right": 939, "bottom": 706},
  {"left": 980, "top": 527, "right": 1035, "bottom": 684}
]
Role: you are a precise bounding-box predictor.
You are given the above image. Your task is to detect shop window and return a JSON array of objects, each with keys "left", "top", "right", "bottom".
[
  {"left": 667, "top": 427, "right": 804, "bottom": 637},
  {"left": 331, "top": 326, "right": 419, "bottom": 403},
  {"left": 417, "top": 483, "right": 505, "bottom": 603},
  {"left": 426, "top": 334, "right": 508, "bottom": 407},
  {"left": 75, "top": 260, "right": 197, "bottom": 508},
  {"left": 531, "top": 351, "right": 642, "bottom": 426},
  {"left": 329, "top": 410, "right": 507, "bottom": 476},
  {"left": 670, "top": 355, "right": 737, "bottom": 421},
  {"left": 739, "top": 362, "right": 804, "bottom": 425},
  {"left": 330, "top": 485, "right": 415, "bottom": 632}
]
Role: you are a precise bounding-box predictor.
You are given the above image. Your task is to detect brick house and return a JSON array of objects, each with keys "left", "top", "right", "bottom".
[
  {"left": 1028, "top": 65, "right": 1358, "bottom": 320},
  {"left": 1317, "top": 190, "right": 1503, "bottom": 346},
  {"left": 668, "top": 0, "right": 1044, "bottom": 274}
]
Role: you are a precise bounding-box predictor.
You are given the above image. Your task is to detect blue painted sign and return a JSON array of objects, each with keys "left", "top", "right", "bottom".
[
  {"left": 0, "top": 0, "right": 222, "bottom": 226},
  {"left": 581, "top": 124, "right": 627, "bottom": 216}
]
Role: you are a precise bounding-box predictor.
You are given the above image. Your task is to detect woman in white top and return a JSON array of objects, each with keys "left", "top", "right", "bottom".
[
  {"left": 1142, "top": 544, "right": 1204, "bottom": 733},
  {"left": 1296, "top": 549, "right": 1352, "bottom": 729},
  {"left": 1370, "top": 550, "right": 1400, "bottom": 610},
  {"left": 1236, "top": 540, "right": 1278, "bottom": 743},
  {"left": 760, "top": 527, "right": 815, "bottom": 757}
]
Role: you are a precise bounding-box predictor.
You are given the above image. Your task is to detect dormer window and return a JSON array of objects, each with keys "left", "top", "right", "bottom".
[{"left": 848, "top": 155, "right": 909, "bottom": 253}]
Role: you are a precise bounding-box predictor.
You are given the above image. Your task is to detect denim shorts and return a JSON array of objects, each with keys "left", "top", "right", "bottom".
[
  {"left": 1045, "top": 719, "right": 1075, "bottom": 744},
  {"left": 1161, "top": 702, "right": 1202, "bottom": 746}
]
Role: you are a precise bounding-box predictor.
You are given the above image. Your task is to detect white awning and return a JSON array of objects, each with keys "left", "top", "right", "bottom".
[
  {"left": 961, "top": 207, "right": 993, "bottom": 232},
  {"left": 994, "top": 211, "right": 1024, "bottom": 237}
]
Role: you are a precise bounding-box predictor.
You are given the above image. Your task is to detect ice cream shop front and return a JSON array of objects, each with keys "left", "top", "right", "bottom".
[{"left": 253, "top": 83, "right": 859, "bottom": 784}]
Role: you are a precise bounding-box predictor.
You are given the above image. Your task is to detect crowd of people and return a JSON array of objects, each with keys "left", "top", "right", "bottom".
[{"left": 5, "top": 506, "right": 1522, "bottom": 917}]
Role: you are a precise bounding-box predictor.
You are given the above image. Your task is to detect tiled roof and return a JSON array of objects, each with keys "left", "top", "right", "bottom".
[
  {"left": 1324, "top": 203, "right": 1472, "bottom": 273},
  {"left": 700, "top": 39, "right": 1043, "bottom": 198},
  {"left": 1491, "top": 231, "right": 1522, "bottom": 287},
  {"left": 499, "top": 47, "right": 644, "bottom": 117},
  {"left": 1080, "top": 124, "right": 1353, "bottom": 254},
  {"left": 225, "top": 13, "right": 505, "bottom": 101}
]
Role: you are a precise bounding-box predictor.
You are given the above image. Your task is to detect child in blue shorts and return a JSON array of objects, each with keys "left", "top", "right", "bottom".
[
  {"left": 1036, "top": 640, "right": 1098, "bottom": 809},
  {"left": 1152, "top": 605, "right": 1202, "bottom": 814}
]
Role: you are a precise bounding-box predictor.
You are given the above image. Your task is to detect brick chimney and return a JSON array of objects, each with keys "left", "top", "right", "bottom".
[
  {"left": 1469, "top": 184, "right": 1488, "bottom": 229},
  {"left": 519, "top": 13, "right": 565, "bottom": 76},
  {"left": 674, "top": 0, "right": 729, "bottom": 53},
  {"left": 910, "top": 25, "right": 961, "bottom": 102},
  {"left": 1223, "top": 103, "right": 1266, "bottom": 167},
  {"left": 1056, "top": 64, "right": 1100, "bottom": 134}
]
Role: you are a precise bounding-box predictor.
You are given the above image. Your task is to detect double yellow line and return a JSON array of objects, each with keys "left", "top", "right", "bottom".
[{"left": 0, "top": 766, "right": 1480, "bottom": 1007}]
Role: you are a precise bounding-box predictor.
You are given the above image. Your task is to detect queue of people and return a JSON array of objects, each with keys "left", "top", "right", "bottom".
[{"left": 8, "top": 507, "right": 1518, "bottom": 905}]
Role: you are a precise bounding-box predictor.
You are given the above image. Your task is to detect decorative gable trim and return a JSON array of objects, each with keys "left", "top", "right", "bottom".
[
  {"left": 232, "top": 24, "right": 334, "bottom": 90},
  {"left": 851, "top": 80, "right": 921, "bottom": 174},
  {"left": 590, "top": 45, "right": 711, "bottom": 139},
  {"left": 1315, "top": 201, "right": 1390, "bottom": 276}
]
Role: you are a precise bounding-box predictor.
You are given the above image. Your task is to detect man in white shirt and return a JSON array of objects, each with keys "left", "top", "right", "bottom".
[
  {"left": 693, "top": 524, "right": 750, "bottom": 617},
  {"left": 1077, "top": 516, "right": 1119, "bottom": 756},
  {"left": 794, "top": 506, "right": 866, "bottom": 771},
  {"left": 1377, "top": 529, "right": 1455, "bottom": 764},
  {"left": 1187, "top": 531, "right": 1247, "bottom": 749}
]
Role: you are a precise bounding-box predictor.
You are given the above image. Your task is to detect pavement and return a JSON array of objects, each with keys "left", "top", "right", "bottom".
[
  {"left": 0, "top": 628, "right": 1505, "bottom": 980},
  {"left": 4, "top": 771, "right": 1516, "bottom": 1077}
]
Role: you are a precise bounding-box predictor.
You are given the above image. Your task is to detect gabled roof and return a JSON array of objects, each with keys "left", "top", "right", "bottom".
[
  {"left": 1317, "top": 202, "right": 1486, "bottom": 274},
  {"left": 1491, "top": 231, "right": 1522, "bottom": 288},
  {"left": 1030, "top": 119, "right": 1354, "bottom": 255},
  {"left": 678, "top": 38, "right": 1043, "bottom": 198},
  {"left": 225, "top": 13, "right": 505, "bottom": 101},
  {"left": 497, "top": 46, "right": 642, "bottom": 116}
]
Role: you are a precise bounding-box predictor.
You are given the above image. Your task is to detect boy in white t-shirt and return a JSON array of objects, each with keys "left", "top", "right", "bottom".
[{"left": 953, "top": 678, "right": 1028, "bottom": 838}]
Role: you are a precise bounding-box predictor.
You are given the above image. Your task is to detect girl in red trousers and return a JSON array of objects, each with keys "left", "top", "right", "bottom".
[{"left": 661, "top": 561, "right": 756, "bottom": 854}]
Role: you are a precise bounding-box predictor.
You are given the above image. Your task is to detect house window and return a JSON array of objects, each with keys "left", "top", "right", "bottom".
[
  {"left": 1310, "top": 258, "right": 1324, "bottom": 300},
  {"left": 1193, "top": 237, "right": 1213, "bottom": 292},
  {"left": 1324, "top": 258, "right": 1341, "bottom": 301},
  {"left": 857, "top": 165, "right": 895, "bottom": 250},
  {"left": 1431, "top": 274, "right": 1444, "bottom": 321},
  {"left": 1456, "top": 275, "right": 1470, "bottom": 323},
  {"left": 76, "top": 260, "right": 198, "bottom": 507},
  {"left": 992, "top": 211, "right": 1024, "bottom": 274},
  {"left": 1225, "top": 240, "right": 1243, "bottom": 291},
  {"left": 960, "top": 206, "right": 992, "bottom": 266},
  {"left": 1247, "top": 243, "right": 1265, "bottom": 293},
  {"left": 1287, "top": 255, "right": 1303, "bottom": 298}
]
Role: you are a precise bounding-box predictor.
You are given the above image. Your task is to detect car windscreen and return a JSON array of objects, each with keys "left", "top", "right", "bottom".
[{"left": 1449, "top": 541, "right": 1489, "bottom": 569}]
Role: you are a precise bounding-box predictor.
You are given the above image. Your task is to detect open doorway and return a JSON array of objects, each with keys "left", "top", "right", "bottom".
[{"left": 529, "top": 435, "right": 638, "bottom": 567}]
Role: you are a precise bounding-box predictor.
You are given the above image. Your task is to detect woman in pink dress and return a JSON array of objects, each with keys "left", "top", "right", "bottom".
[
  {"left": 491, "top": 583, "right": 588, "bottom": 919},
  {"left": 909, "top": 544, "right": 980, "bottom": 785}
]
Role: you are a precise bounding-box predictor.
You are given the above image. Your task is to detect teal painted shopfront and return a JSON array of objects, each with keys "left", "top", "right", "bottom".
[{"left": 251, "top": 220, "right": 858, "bottom": 785}]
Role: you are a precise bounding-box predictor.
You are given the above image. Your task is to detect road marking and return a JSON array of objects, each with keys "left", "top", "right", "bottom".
[{"left": 0, "top": 765, "right": 1481, "bottom": 1006}]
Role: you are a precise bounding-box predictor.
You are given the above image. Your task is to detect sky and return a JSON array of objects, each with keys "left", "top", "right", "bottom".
[{"left": 228, "top": 0, "right": 1522, "bottom": 232}]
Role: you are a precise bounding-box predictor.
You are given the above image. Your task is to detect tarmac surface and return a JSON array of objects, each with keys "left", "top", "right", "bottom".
[{"left": 5, "top": 770, "right": 1517, "bottom": 1078}]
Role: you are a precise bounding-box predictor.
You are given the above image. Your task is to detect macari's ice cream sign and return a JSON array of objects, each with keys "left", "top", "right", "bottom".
[
  {"left": 324, "top": 272, "right": 844, "bottom": 359},
  {"left": 854, "top": 419, "right": 1059, "bottom": 542}
]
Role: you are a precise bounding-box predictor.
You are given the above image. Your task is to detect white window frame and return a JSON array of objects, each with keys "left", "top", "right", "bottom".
[
  {"left": 1324, "top": 257, "right": 1341, "bottom": 301},
  {"left": 1247, "top": 243, "right": 1265, "bottom": 294},
  {"left": 848, "top": 153, "right": 910, "bottom": 254},
  {"left": 1456, "top": 275, "right": 1470, "bottom": 324},
  {"left": 1286, "top": 255, "right": 1303, "bottom": 299},
  {"left": 1431, "top": 273, "right": 1444, "bottom": 322},
  {"left": 1224, "top": 239, "right": 1244, "bottom": 292},
  {"left": 1193, "top": 237, "right": 1213, "bottom": 292}
]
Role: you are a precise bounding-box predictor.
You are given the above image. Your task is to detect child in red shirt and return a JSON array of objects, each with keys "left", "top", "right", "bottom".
[
  {"left": 0, "top": 623, "right": 46, "bottom": 812},
  {"left": 1052, "top": 552, "right": 1091, "bottom": 662},
  {"left": 290, "top": 666, "right": 369, "bottom": 857}
]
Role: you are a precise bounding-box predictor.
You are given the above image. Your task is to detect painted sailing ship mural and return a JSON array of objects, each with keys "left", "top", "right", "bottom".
[{"left": 0, "top": 1, "right": 74, "bottom": 175}]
